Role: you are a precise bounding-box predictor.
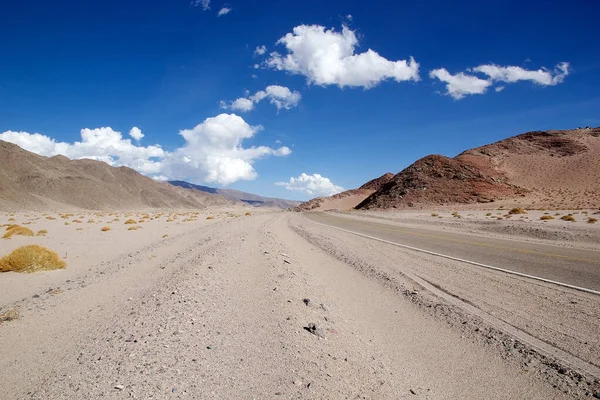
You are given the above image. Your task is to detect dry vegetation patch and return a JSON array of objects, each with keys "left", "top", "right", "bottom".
[
  {"left": 588, "top": 217, "right": 598, "bottom": 224},
  {"left": 101, "top": 226, "right": 111, "bottom": 232},
  {"left": 540, "top": 215, "right": 555, "bottom": 221},
  {"left": 508, "top": 207, "right": 527, "bottom": 215},
  {"left": 0, "top": 245, "right": 66, "bottom": 273},
  {"left": 124, "top": 219, "right": 137, "bottom": 224},
  {"left": 561, "top": 215, "right": 576, "bottom": 222},
  {"left": 0, "top": 308, "right": 19, "bottom": 323},
  {"left": 3, "top": 226, "right": 34, "bottom": 239},
  {"left": 36, "top": 229, "right": 48, "bottom": 236}
]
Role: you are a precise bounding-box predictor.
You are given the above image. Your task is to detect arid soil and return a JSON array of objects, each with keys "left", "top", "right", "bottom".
[{"left": 1, "top": 210, "right": 599, "bottom": 399}]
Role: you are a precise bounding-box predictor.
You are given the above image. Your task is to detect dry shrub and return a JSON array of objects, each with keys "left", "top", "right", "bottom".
[
  {"left": 540, "top": 215, "right": 554, "bottom": 221},
  {"left": 0, "top": 309, "right": 19, "bottom": 323},
  {"left": 0, "top": 245, "right": 66, "bottom": 273},
  {"left": 124, "top": 219, "right": 137, "bottom": 224},
  {"left": 46, "top": 216, "right": 56, "bottom": 220},
  {"left": 3, "top": 226, "right": 34, "bottom": 239},
  {"left": 431, "top": 213, "right": 438, "bottom": 217},
  {"left": 64, "top": 222, "right": 70, "bottom": 226},
  {"left": 206, "top": 216, "right": 215, "bottom": 220},
  {"left": 7, "top": 218, "right": 16, "bottom": 222},
  {"left": 101, "top": 226, "right": 111, "bottom": 232},
  {"left": 588, "top": 217, "right": 598, "bottom": 224},
  {"left": 162, "top": 234, "right": 168, "bottom": 238},
  {"left": 87, "top": 219, "right": 95, "bottom": 223},
  {"left": 128, "top": 226, "right": 141, "bottom": 231},
  {"left": 245, "top": 212, "right": 252, "bottom": 216},
  {"left": 72, "top": 219, "right": 82, "bottom": 223},
  {"left": 561, "top": 215, "right": 576, "bottom": 222},
  {"left": 36, "top": 229, "right": 48, "bottom": 236},
  {"left": 508, "top": 207, "right": 527, "bottom": 215}
]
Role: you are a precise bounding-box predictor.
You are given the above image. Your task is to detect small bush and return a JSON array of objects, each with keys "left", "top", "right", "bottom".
[
  {"left": 101, "top": 226, "right": 111, "bottom": 232},
  {"left": 72, "top": 219, "right": 82, "bottom": 223},
  {"left": 485, "top": 213, "right": 492, "bottom": 216},
  {"left": 0, "top": 245, "right": 66, "bottom": 273},
  {"left": 162, "top": 234, "right": 168, "bottom": 238},
  {"left": 508, "top": 207, "right": 527, "bottom": 215},
  {"left": 561, "top": 215, "right": 575, "bottom": 222},
  {"left": 540, "top": 215, "right": 554, "bottom": 221},
  {"left": 206, "top": 216, "right": 214, "bottom": 220},
  {"left": 46, "top": 216, "right": 56, "bottom": 220},
  {"left": 36, "top": 229, "right": 48, "bottom": 236},
  {"left": 124, "top": 219, "right": 137, "bottom": 224},
  {"left": 588, "top": 217, "right": 598, "bottom": 224},
  {"left": 245, "top": 212, "right": 252, "bottom": 216},
  {"left": 431, "top": 213, "right": 438, "bottom": 217},
  {"left": 3, "top": 226, "right": 34, "bottom": 239},
  {"left": 7, "top": 218, "right": 15, "bottom": 222},
  {"left": 128, "top": 226, "right": 141, "bottom": 231},
  {"left": 0, "top": 308, "right": 19, "bottom": 322}
]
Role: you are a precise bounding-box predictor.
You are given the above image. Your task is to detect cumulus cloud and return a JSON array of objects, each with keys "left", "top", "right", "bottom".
[
  {"left": 0, "top": 114, "right": 291, "bottom": 186},
  {"left": 429, "top": 62, "right": 570, "bottom": 99},
  {"left": 276, "top": 173, "right": 345, "bottom": 196},
  {"left": 129, "top": 127, "right": 144, "bottom": 141},
  {"left": 220, "top": 85, "right": 301, "bottom": 112},
  {"left": 429, "top": 68, "right": 492, "bottom": 100},
  {"left": 217, "top": 7, "right": 231, "bottom": 16},
  {"left": 473, "top": 62, "right": 570, "bottom": 86},
  {"left": 191, "top": 0, "right": 210, "bottom": 10},
  {"left": 264, "top": 24, "right": 419, "bottom": 89},
  {"left": 254, "top": 45, "right": 266, "bottom": 56}
]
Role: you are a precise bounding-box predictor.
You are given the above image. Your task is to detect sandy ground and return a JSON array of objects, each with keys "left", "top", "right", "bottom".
[{"left": 1, "top": 210, "right": 599, "bottom": 399}]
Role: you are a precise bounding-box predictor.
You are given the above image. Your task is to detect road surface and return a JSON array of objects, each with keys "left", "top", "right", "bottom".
[{"left": 302, "top": 212, "right": 600, "bottom": 293}]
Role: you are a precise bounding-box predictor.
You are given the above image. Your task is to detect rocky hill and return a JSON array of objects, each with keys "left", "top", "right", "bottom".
[
  {"left": 0, "top": 140, "right": 230, "bottom": 211},
  {"left": 357, "top": 127, "right": 600, "bottom": 210}
]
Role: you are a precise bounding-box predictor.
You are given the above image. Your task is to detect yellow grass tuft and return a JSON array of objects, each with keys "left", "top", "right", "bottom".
[
  {"left": 128, "top": 226, "right": 141, "bottom": 231},
  {"left": 0, "top": 245, "right": 66, "bottom": 273},
  {"left": 101, "top": 226, "right": 111, "bottom": 232},
  {"left": 206, "top": 216, "right": 214, "bottom": 220},
  {"left": 7, "top": 218, "right": 16, "bottom": 222},
  {"left": 46, "top": 216, "right": 56, "bottom": 220},
  {"left": 36, "top": 229, "right": 48, "bottom": 236},
  {"left": 3, "top": 226, "right": 34, "bottom": 239},
  {"left": 245, "top": 212, "right": 252, "bottom": 216},
  {"left": 588, "top": 217, "right": 598, "bottom": 224},
  {"left": 561, "top": 215, "right": 576, "bottom": 222},
  {"left": 0, "top": 308, "right": 19, "bottom": 323},
  {"left": 540, "top": 215, "right": 554, "bottom": 221},
  {"left": 124, "top": 219, "right": 137, "bottom": 224},
  {"left": 431, "top": 213, "right": 438, "bottom": 217},
  {"left": 162, "top": 234, "right": 168, "bottom": 238},
  {"left": 508, "top": 207, "right": 527, "bottom": 215}
]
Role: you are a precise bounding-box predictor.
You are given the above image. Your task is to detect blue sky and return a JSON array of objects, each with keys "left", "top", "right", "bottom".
[{"left": 1, "top": 0, "right": 599, "bottom": 200}]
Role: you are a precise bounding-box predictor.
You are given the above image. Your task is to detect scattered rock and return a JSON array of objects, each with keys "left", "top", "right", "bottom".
[
  {"left": 410, "top": 389, "right": 416, "bottom": 395},
  {"left": 302, "top": 298, "right": 312, "bottom": 307},
  {"left": 114, "top": 385, "right": 124, "bottom": 390},
  {"left": 305, "top": 323, "right": 326, "bottom": 338},
  {"left": 293, "top": 380, "right": 303, "bottom": 386},
  {"left": 283, "top": 259, "right": 291, "bottom": 264}
]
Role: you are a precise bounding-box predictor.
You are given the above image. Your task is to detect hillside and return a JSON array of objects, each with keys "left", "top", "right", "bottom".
[
  {"left": 169, "top": 181, "right": 300, "bottom": 209},
  {"left": 295, "top": 173, "right": 394, "bottom": 211},
  {"left": 357, "top": 127, "right": 600, "bottom": 210},
  {"left": 0, "top": 140, "right": 230, "bottom": 211}
]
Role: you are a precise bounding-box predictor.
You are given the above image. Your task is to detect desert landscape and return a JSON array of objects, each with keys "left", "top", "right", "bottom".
[{"left": 1, "top": 126, "right": 600, "bottom": 399}]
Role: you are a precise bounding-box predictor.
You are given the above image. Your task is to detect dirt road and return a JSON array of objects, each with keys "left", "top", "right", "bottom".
[{"left": 1, "top": 212, "right": 598, "bottom": 399}]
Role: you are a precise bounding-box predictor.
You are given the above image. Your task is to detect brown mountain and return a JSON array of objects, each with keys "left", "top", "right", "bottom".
[
  {"left": 0, "top": 140, "right": 231, "bottom": 211},
  {"left": 294, "top": 172, "right": 394, "bottom": 211},
  {"left": 357, "top": 127, "right": 600, "bottom": 210}
]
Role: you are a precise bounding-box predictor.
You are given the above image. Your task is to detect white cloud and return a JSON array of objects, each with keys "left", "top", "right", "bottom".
[
  {"left": 429, "top": 62, "right": 570, "bottom": 99},
  {"left": 254, "top": 45, "right": 266, "bottom": 56},
  {"left": 129, "top": 127, "right": 144, "bottom": 141},
  {"left": 0, "top": 114, "right": 291, "bottom": 186},
  {"left": 429, "top": 68, "right": 492, "bottom": 100},
  {"left": 472, "top": 62, "right": 570, "bottom": 86},
  {"left": 191, "top": 0, "right": 210, "bottom": 10},
  {"left": 217, "top": 7, "right": 231, "bottom": 16},
  {"left": 265, "top": 24, "right": 419, "bottom": 89},
  {"left": 276, "top": 173, "right": 345, "bottom": 196},
  {"left": 221, "top": 85, "right": 301, "bottom": 112},
  {"left": 152, "top": 175, "right": 169, "bottom": 182}
]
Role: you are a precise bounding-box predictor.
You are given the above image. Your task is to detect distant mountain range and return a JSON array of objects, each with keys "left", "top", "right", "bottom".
[
  {"left": 0, "top": 140, "right": 231, "bottom": 211},
  {"left": 168, "top": 181, "right": 301, "bottom": 209}
]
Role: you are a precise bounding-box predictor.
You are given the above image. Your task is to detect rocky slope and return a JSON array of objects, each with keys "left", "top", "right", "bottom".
[
  {"left": 0, "top": 140, "right": 230, "bottom": 211},
  {"left": 357, "top": 127, "right": 600, "bottom": 210},
  {"left": 294, "top": 173, "right": 394, "bottom": 211}
]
